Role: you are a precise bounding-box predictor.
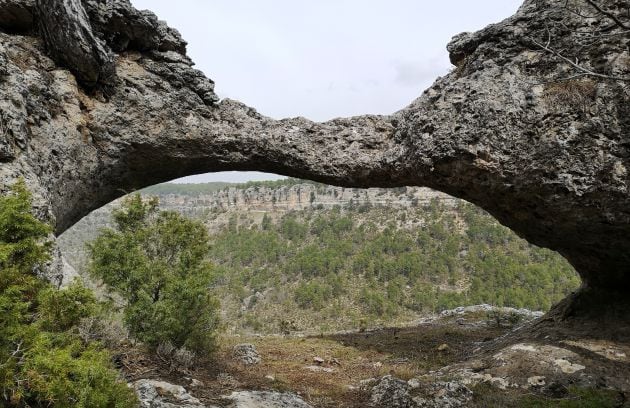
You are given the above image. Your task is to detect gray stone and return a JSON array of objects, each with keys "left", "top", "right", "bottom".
[
  {"left": 36, "top": 0, "right": 117, "bottom": 88},
  {"left": 0, "top": 0, "right": 34, "bottom": 31},
  {"left": 133, "top": 379, "right": 210, "bottom": 408},
  {"left": 439, "top": 304, "right": 544, "bottom": 326},
  {"left": 223, "top": 391, "right": 312, "bottom": 408},
  {"left": 82, "top": 0, "right": 187, "bottom": 53},
  {"left": 370, "top": 375, "right": 416, "bottom": 408},
  {"left": 414, "top": 381, "right": 473, "bottom": 408},
  {"left": 232, "top": 343, "right": 261, "bottom": 365},
  {"left": 304, "top": 365, "right": 335, "bottom": 373}
]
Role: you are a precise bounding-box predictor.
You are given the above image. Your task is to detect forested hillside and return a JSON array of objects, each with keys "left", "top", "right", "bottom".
[
  {"left": 206, "top": 200, "right": 579, "bottom": 333},
  {"left": 59, "top": 180, "right": 580, "bottom": 334}
]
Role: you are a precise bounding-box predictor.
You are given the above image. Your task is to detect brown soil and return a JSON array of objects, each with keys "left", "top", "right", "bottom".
[
  {"left": 117, "top": 304, "right": 630, "bottom": 407},
  {"left": 118, "top": 316, "right": 512, "bottom": 407}
]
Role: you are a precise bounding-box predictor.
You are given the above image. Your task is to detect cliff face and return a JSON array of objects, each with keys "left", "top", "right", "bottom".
[
  {"left": 157, "top": 184, "right": 455, "bottom": 214},
  {"left": 1, "top": 0, "right": 629, "bottom": 316}
]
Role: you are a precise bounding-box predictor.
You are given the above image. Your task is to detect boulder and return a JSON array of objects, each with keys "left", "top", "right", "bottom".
[
  {"left": 369, "top": 375, "right": 416, "bottom": 408},
  {"left": 223, "top": 391, "right": 312, "bottom": 408},
  {"left": 232, "top": 344, "right": 261, "bottom": 365},
  {"left": 133, "top": 379, "right": 211, "bottom": 408},
  {"left": 414, "top": 381, "right": 473, "bottom": 408}
]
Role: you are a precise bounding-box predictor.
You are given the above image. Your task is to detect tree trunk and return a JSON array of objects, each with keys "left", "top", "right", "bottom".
[{"left": 35, "top": 0, "right": 116, "bottom": 88}]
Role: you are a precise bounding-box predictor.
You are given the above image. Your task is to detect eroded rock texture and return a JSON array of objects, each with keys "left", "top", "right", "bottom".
[{"left": 0, "top": 0, "right": 629, "bottom": 313}]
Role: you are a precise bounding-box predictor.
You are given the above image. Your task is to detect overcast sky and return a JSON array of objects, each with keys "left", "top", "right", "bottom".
[{"left": 130, "top": 0, "right": 522, "bottom": 183}]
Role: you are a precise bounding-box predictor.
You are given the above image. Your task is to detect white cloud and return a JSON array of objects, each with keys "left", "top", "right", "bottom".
[{"left": 393, "top": 57, "right": 451, "bottom": 87}]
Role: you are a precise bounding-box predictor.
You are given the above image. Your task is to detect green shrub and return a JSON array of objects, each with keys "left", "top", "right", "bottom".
[
  {"left": 294, "top": 281, "right": 332, "bottom": 310},
  {"left": 22, "top": 340, "right": 136, "bottom": 408},
  {"left": 37, "top": 281, "right": 98, "bottom": 332},
  {"left": 0, "top": 180, "right": 136, "bottom": 407},
  {"left": 88, "top": 194, "right": 221, "bottom": 355},
  {"left": 472, "top": 383, "right": 628, "bottom": 408},
  {"left": 360, "top": 288, "right": 393, "bottom": 317}
]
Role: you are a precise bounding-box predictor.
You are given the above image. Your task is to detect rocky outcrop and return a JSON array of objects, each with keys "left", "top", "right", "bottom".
[
  {"left": 369, "top": 375, "right": 416, "bottom": 408},
  {"left": 134, "top": 379, "right": 212, "bottom": 408},
  {"left": 222, "top": 391, "right": 312, "bottom": 408},
  {"left": 432, "top": 339, "right": 630, "bottom": 394},
  {"left": 413, "top": 382, "right": 473, "bottom": 408},
  {"left": 0, "top": 0, "right": 33, "bottom": 31},
  {"left": 165, "top": 184, "right": 455, "bottom": 214},
  {"left": 1, "top": 0, "right": 629, "bottom": 317},
  {"left": 36, "top": 0, "right": 117, "bottom": 88}
]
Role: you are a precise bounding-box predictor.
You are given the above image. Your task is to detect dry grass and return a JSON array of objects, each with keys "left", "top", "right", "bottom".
[
  {"left": 213, "top": 335, "right": 399, "bottom": 407},
  {"left": 544, "top": 78, "right": 597, "bottom": 112},
  {"left": 116, "top": 319, "right": 510, "bottom": 408}
]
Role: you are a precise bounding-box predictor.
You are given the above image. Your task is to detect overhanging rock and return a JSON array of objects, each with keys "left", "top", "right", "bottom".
[{"left": 0, "top": 0, "right": 629, "bottom": 309}]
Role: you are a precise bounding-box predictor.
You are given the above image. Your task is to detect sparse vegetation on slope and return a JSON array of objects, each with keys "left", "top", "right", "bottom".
[
  {"left": 141, "top": 182, "right": 232, "bottom": 196},
  {"left": 205, "top": 196, "right": 579, "bottom": 333}
]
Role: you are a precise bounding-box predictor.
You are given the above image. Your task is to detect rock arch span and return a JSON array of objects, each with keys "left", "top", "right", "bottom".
[{"left": 0, "top": 0, "right": 629, "bottom": 320}]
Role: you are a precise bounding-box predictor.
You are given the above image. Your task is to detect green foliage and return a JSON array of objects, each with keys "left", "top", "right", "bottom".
[
  {"left": 0, "top": 179, "right": 51, "bottom": 271},
  {"left": 360, "top": 288, "right": 390, "bottom": 316},
  {"left": 295, "top": 281, "right": 333, "bottom": 310},
  {"left": 279, "top": 215, "right": 308, "bottom": 241},
  {"left": 37, "top": 281, "right": 97, "bottom": 332},
  {"left": 111, "top": 193, "right": 158, "bottom": 233},
  {"left": 520, "top": 386, "right": 627, "bottom": 408},
  {"left": 88, "top": 194, "right": 221, "bottom": 354},
  {"left": 204, "top": 198, "right": 579, "bottom": 331},
  {"left": 0, "top": 180, "right": 136, "bottom": 407},
  {"left": 21, "top": 341, "right": 135, "bottom": 408},
  {"left": 261, "top": 213, "right": 273, "bottom": 231}
]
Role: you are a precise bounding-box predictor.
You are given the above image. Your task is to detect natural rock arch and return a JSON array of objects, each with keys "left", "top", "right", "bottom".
[{"left": 0, "top": 0, "right": 629, "bottom": 321}]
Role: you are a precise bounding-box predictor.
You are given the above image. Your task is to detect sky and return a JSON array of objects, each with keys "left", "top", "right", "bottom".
[{"left": 130, "top": 0, "right": 523, "bottom": 184}]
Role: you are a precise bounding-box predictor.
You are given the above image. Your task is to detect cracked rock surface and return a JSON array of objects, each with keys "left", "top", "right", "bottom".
[{"left": 0, "top": 0, "right": 629, "bottom": 314}]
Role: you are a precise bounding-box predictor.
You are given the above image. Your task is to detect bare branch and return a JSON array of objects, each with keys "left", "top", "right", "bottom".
[
  {"left": 583, "top": 0, "right": 629, "bottom": 29},
  {"left": 531, "top": 37, "right": 630, "bottom": 82}
]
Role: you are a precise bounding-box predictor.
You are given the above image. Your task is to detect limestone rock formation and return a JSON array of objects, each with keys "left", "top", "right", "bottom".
[
  {"left": 432, "top": 339, "right": 630, "bottom": 394},
  {"left": 134, "top": 379, "right": 212, "bottom": 408},
  {"left": 414, "top": 381, "right": 473, "bottom": 408},
  {"left": 0, "top": 0, "right": 33, "bottom": 31},
  {"left": 168, "top": 184, "right": 455, "bottom": 214},
  {"left": 369, "top": 375, "right": 416, "bottom": 408},
  {"left": 0, "top": 0, "right": 629, "bottom": 320},
  {"left": 222, "top": 390, "right": 313, "bottom": 408},
  {"left": 36, "top": 0, "right": 117, "bottom": 88}
]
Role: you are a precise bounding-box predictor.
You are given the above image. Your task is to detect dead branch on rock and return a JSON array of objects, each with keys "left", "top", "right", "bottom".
[
  {"left": 583, "top": 0, "right": 629, "bottom": 29},
  {"left": 531, "top": 37, "right": 630, "bottom": 82}
]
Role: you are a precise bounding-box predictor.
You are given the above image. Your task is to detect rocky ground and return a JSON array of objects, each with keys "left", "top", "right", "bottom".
[{"left": 121, "top": 305, "right": 630, "bottom": 407}]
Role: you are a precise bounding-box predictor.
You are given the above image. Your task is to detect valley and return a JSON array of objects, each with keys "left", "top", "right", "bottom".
[{"left": 58, "top": 179, "right": 580, "bottom": 335}]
